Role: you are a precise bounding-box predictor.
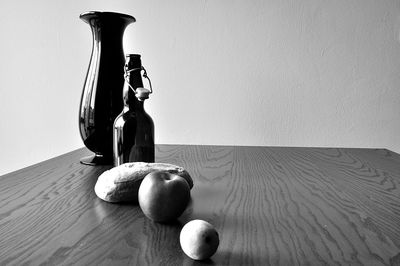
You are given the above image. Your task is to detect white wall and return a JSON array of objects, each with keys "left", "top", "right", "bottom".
[{"left": 1, "top": 0, "right": 400, "bottom": 176}]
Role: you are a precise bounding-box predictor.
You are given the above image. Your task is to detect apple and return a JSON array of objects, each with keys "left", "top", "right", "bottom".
[
  {"left": 138, "top": 171, "right": 190, "bottom": 222},
  {"left": 180, "top": 219, "right": 219, "bottom": 260}
]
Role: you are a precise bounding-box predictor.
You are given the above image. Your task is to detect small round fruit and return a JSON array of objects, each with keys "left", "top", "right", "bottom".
[
  {"left": 180, "top": 219, "right": 219, "bottom": 260},
  {"left": 138, "top": 171, "right": 190, "bottom": 222}
]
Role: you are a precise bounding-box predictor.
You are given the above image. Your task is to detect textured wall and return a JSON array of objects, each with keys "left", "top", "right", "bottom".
[{"left": 1, "top": 0, "right": 400, "bottom": 175}]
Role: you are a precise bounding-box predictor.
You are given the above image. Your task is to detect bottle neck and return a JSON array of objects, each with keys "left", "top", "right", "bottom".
[
  {"left": 123, "top": 54, "right": 145, "bottom": 111},
  {"left": 123, "top": 75, "right": 145, "bottom": 111},
  {"left": 123, "top": 99, "right": 144, "bottom": 112}
]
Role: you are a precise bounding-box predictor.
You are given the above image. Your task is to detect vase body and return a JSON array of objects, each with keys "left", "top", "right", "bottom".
[
  {"left": 113, "top": 54, "right": 155, "bottom": 166},
  {"left": 79, "top": 11, "right": 135, "bottom": 165}
]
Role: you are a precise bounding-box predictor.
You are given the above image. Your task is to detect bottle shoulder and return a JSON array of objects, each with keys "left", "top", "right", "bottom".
[
  {"left": 114, "top": 110, "right": 134, "bottom": 122},
  {"left": 115, "top": 108, "right": 152, "bottom": 120}
]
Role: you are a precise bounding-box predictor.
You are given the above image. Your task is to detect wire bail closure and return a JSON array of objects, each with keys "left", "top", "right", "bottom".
[{"left": 124, "top": 65, "right": 153, "bottom": 101}]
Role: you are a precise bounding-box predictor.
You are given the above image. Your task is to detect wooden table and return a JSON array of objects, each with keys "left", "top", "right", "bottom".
[{"left": 1, "top": 145, "right": 400, "bottom": 265}]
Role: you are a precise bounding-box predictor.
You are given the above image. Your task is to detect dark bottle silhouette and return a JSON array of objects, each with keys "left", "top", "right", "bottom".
[{"left": 113, "top": 54, "right": 155, "bottom": 166}]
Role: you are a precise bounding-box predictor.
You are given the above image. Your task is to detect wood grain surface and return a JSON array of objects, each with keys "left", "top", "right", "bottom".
[{"left": 0, "top": 145, "right": 399, "bottom": 265}]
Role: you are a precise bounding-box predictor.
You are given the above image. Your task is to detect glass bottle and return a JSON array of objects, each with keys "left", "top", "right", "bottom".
[{"left": 113, "top": 54, "right": 155, "bottom": 166}]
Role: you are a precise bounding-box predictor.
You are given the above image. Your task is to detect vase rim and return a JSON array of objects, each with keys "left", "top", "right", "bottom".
[{"left": 80, "top": 11, "right": 136, "bottom": 23}]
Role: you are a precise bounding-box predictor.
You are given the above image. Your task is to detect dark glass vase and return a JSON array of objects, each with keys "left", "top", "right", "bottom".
[
  {"left": 113, "top": 54, "right": 155, "bottom": 166},
  {"left": 78, "top": 11, "right": 135, "bottom": 165}
]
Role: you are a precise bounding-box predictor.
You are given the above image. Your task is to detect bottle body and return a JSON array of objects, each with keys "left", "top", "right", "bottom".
[
  {"left": 113, "top": 54, "right": 155, "bottom": 166},
  {"left": 114, "top": 106, "right": 155, "bottom": 165}
]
